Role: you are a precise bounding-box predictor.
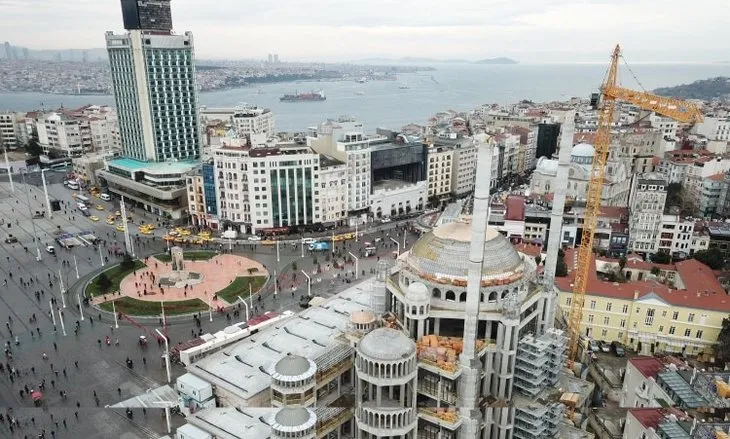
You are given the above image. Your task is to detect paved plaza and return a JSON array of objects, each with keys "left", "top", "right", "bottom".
[{"left": 0, "top": 173, "right": 419, "bottom": 438}]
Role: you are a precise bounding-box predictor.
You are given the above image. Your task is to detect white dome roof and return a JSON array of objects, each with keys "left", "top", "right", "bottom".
[
  {"left": 571, "top": 143, "right": 595, "bottom": 157},
  {"left": 405, "top": 282, "right": 430, "bottom": 303},
  {"left": 536, "top": 157, "right": 558, "bottom": 175}
]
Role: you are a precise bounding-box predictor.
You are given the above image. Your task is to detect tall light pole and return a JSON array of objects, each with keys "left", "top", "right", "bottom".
[
  {"left": 120, "top": 196, "right": 133, "bottom": 257},
  {"left": 301, "top": 237, "right": 305, "bottom": 258},
  {"left": 57, "top": 307, "right": 66, "bottom": 336},
  {"left": 77, "top": 292, "right": 84, "bottom": 321},
  {"left": 355, "top": 220, "right": 358, "bottom": 242},
  {"left": 348, "top": 252, "right": 359, "bottom": 280},
  {"left": 4, "top": 147, "right": 14, "bottom": 192},
  {"left": 273, "top": 269, "right": 278, "bottom": 297},
  {"left": 41, "top": 168, "right": 52, "bottom": 218},
  {"left": 58, "top": 269, "right": 67, "bottom": 308},
  {"left": 155, "top": 329, "right": 171, "bottom": 384},
  {"left": 276, "top": 241, "right": 280, "bottom": 263},
  {"left": 112, "top": 300, "right": 119, "bottom": 328},
  {"left": 248, "top": 283, "right": 253, "bottom": 313},
  {"left": 301, "top": 270, "right": 311, "bottom": 297},
  {"left": 73, "top": 255, "right": 80, "bottom": 279},
  {"left": 390, "top": 237, "right": 400, "bottom": 258},
  {"left": 49, "top": 300, "right": 56, "bottom": 326},
  {"left": 98, "top": 242, "right": 105, "bottom": 267},
  {"left": 208, "top": 294, "right": 213, "bottom": 322},
  {"left": 22, "top": 171, "right": 42, "bottom": 261},
  {"left": 236, "top": 296, "right": 250, "bottom": 322}
]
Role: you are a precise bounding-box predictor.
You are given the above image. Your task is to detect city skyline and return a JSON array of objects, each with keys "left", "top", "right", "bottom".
[{"left": 1, "top": 0, "right": 729, "bottom": 63}]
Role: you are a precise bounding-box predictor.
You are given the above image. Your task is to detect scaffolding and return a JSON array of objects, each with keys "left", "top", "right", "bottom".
[{"left": 514, "top": 329, "right": 566, "bottom": 397}]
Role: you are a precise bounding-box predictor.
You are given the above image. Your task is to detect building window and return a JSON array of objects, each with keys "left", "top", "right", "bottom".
[
  {"left": 645, "top": 309, "right": 655, "bottom": 326},
  {"left": 565, "top": 297, "right": 571, "bottom": 306},
  {"left": 684, "top": 328, "right": 691, "bottom": 337},
  {"left": 622, "top": 304, "right": 629, "bottom": 314},
  {"left": 688, "top": 313, "right": 695, "bottom": 323},
  {"left": 587, "top": 314, "right": 594, "bottom": 324},
  {"left": 696, "top": 330, "right": 704, "bottom": 339},
  {"left": 589, "top": 300, "right": 596, "bottom": 310},
  {"left": 606, "top": 303, "right": 612, "bottom": 312},
  {"left": 669, "top": 326, "right": 676, "bottom": 335},
  {"left": 672, "top": 311, "right": 678, "bottom": 320},
  {"left": 620, "top": 319, "right": 626, "bottom": 328},
  {"left": 601, "top": 329, "right": 608, "bottom": 337},
  {"left": 603, "top": 316, "right": 610, "bottom": 325}
]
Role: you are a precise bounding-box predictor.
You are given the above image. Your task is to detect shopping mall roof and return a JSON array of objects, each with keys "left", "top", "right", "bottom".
[
  {"left": 108, "top": 158, "right": 198, "bottom": 173},
  {"left": 186, "top": 407, "right": 275, "bottom": 439},
  {"left": 188, "top": 280, "right": 374, "bottom": 400}
]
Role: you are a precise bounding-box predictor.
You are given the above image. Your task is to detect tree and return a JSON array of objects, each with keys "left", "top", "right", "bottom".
[
  {"left": 650, "top": 266, "right": 661, "bottom": 276},
  {"left": 619, "top": 257, "right": 627, "bottom": 270},
  {"left": 665, "top": 183, "right": 686, "bottom": 214},
  {"left": 25, "top": 128, "right": 43, "bottom": 157},
  {"left": 651, "top": 252, "right": 671, "bottom": 265},
  {"left": 120, "top": 253, "right": 136, "bottom": 270},
  {"left": 716, "top": 317, "right": 730, "bottom": 364},
  {"left": 96, "top": 272, "right": 112, "bottom": 294},
  {"left": 693, "top": 249, "right": 725, "bottom": 270}
]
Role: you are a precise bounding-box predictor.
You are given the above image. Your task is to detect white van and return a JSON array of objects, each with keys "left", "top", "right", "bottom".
[{"left": 100, "top": 193, "right": 111, "bottom": 201}]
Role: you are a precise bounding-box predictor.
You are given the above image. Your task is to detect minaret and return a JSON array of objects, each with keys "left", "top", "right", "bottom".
[
  {"left": 540, "top": 114, "right": 575, "bottom": 332},
  {"left": 458, "top": 134, "right": 493, "bottom": 435}
]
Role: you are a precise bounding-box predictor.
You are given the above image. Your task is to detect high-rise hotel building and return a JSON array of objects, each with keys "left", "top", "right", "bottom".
[{"left": 97, "top": 0, "right": 201, "bottom": 219}]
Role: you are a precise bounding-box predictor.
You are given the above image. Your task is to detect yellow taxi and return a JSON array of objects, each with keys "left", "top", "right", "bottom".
[
  {"left": 116, "top": 224, "right": 126, "bottom": 232},
  {"left": 89, "top": 215, "right": 100, "bottom": 222},
  {"left": 115, "top": 211, "right": 121, "bottom": 217},
  {"left": 95, "top": 205, "right": 105, "bottom": 211}
]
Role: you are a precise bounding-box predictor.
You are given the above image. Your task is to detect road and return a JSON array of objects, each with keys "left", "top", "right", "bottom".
[{"left": 0, "top": 176, "right": 420, "bottom": 438}]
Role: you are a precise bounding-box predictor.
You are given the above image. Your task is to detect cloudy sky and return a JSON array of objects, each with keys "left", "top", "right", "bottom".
[{"left": 1, "top": 0, "right": 728, "bottom": 63}]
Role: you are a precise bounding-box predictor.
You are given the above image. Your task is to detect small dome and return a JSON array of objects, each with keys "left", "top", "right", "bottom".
[
  {"left": 536, "top": 157, "right": 558, "bottom": 175},
  {"left": 571, "top": 143, "right": 595, "bottom": 157},
  {"left": 358, "top": 327, "right": 415, "bottom": 361},
  {"left": 351, "top": 310, "right": 376, "bottom": 325},
  {"left": 405, "top": 282, "right": 429, "bottom": 303},
  {"left": 273, "top": 407, "right": 316, "bottom": 430},
  {"left": 272, "top": 354, "right": 316, "bottom": 379}
]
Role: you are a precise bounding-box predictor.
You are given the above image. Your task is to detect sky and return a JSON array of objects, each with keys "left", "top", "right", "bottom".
[{"left": 1, "top": 0, "right": 729, "bottom": 63}]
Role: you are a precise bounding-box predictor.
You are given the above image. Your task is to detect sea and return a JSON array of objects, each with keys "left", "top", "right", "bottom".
[{"left": 1, "top": 63, "right": 729, "bottom": 132}]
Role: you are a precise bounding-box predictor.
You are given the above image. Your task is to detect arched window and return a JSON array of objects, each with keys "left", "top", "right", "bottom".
[
  {"left": 459, "top": 292, "right": 467, "bottom": 302},
  {"left": 445, "top": 290, "right": 456, "bottom": 301},
  {"left": 432, "top": 288, "right": 441, "bottom": 298},
  {"left": 489, "top": 291, "right": 497, "bottom": 302},
  {"left": 501, "top": 290, "right": 509, "bottom": 299}
]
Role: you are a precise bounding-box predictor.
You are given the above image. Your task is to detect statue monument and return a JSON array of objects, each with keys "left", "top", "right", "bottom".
[
  {"left": 159, "top": 246, "right": 204, "bottom": 288},
  {"left": 171, "top": 246, "right": 184, "bottom": 271}
]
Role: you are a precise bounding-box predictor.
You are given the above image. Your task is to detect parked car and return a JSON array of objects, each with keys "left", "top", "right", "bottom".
[
  {"left": 45, "top": 245, "right": 55, "bottom": 254},
  {"left": 4, "top": 235, "right": 18, "bottom": 244},
  {"left": 611, "top": 341, "right": 626, "bottom": 357},
  {"left": 247, "top": 235, "right": 262, "bottom": 241},
  {"left": 381, "top": 217, "right": 392, "bottom": 223},
  {"left": 302, "top": 237, "right": 317, "bottom": 245},
  {"left": 599, "top": 340, "right": 611, "bottom": 353},
  {"left": 588, "top": 339, "right": 600, "bottom": 353}
]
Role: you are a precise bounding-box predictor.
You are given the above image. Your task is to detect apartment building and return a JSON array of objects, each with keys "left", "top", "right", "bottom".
[
  {"left": 656, "top": 215, "right": 695, "bottom": 258},
  {"left": 426, "top": 144, "right": 453, "bottom": 200},
  {"left": 628, "top": 173, "right": 667, "bottom": 253},
  {"left": 0, "top": 112, "right": 23, "bottom": 149},
  {"left": 187, "top": 160, "right": 217, "bottom": 228},
  {"left": 557, "top": 249, "right": 726, "bottom": 357},
  {"left": 449, "top": 140, "right": 477, "bottom": 197},
  {"left": 34, "top": 112, "right": 85, "bottom": 157},
  {"left": 695, "top": 115, "right": 730, "bottom": 141},
  {"left": 307, "top": 119, "right": 379, "bottom": 214},
  {"left": 199, "top": 106, "right": 275, "bottom": 143}
]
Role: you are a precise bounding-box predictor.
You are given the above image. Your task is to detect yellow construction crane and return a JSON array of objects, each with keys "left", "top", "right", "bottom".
[{"left": 566, "top": 44, "right": 704, "bottom": 363}]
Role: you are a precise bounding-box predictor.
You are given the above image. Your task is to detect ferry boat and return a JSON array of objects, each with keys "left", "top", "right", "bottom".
[{"left": 279, "top": 90, "right": 326, "bottom": 102}]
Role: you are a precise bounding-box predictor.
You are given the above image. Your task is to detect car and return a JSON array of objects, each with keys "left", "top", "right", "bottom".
[
  {"left": 115, "top": 211, "right": 121, "bottom": 217},
  {"left": 116, "top": 225, "right": 126, "bottom": 232},
  {"left": 588, "top": 339, "right": 600, "bottom": 353},
  {"left": 89, "top": 215, "right": 100, "bottom": 222},
  {"left": 45, "top": 245, "right": 55, "bottom": 254},
  {"left": 599, "top": 340, "right": 611, "bottom": 353},
  {"left": 95, "top": 205, "right": 105, "bottom": 211},
  {"left": 32, "top": 211, "right": 45, "bottom": 219},
  {"left": 381, "top": 217, "right": 392, "bottom": 223},
  {"left": 247, "top": 235, "right": 262, "bottom": 241},
  {"left": 4, "top": 236, "right": 18, "bottom": 244},
  {"left": 611, "top": 341, "right": 626, "bottom": 357},
  {"left": 106, "top": 219, "right": 115, "bottom": 225},
  {"left": 302, "top": 237, "right": 317, "bottom": 245}
]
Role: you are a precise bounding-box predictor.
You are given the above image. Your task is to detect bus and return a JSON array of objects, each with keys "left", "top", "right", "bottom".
[
  {"left": 75, "top": 194, "right": 89, "bottom": 203},
  {"left": 67, "top": 180, "right": 80, "bottom": 190}
]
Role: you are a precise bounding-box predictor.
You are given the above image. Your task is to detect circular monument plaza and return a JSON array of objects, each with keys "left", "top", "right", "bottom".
[{"left": 100, "top": 248, "right": 268, "bottom": 307}]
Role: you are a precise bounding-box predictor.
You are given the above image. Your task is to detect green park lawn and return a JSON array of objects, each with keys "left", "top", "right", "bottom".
[
  {"left": 99, "top": 296, "right": 208, "bottom": 316},
  {"left": 216, "top": 276, "right": 267, "bottom": 304},
  {"left": 85, "top": 260, "right": 145, "bottom": 298}
]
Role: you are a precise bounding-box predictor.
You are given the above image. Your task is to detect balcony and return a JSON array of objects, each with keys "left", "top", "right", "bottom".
[{"left": 418, "top": 408, "right": 463, "bottom": 430}]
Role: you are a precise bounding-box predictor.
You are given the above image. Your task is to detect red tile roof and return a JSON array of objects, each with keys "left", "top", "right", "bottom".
[
  {"left": 556, "top": 249, "right": 730, "bottom": 311},
  {"left": 514, "top": 243, "right": 542, "bottom": 258},
  {"left": 709, "top": 173, "right": 725, "bottom": 182},
  {"left": 628, "top": 408, "right": 687, "bottom": 429},
  {"left": 629, "top": 356, "right": 664, "bottom": 378},
  {"left": 505, "top": 196, "right": 525, "bottom": 221}
]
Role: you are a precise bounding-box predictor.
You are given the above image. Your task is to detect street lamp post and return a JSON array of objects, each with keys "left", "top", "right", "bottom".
[
  {"left": 22, "top": 171, "right": 42, "bottom": 261},
  {"left": 77, "top": 292, "right": 84, "bottom": 321},
  {"left": 208, "top": 294, "right": 213, "bottom": 322},
  {"left": 98, "top": 242, "right": 105, "bottom": 267},
  {"left": 301, "top": 270, "right": 311, "bottom": 297},
  {"left": 273, "top": 269, "right": 278, "bottom": 297},
  {"left": 154, "top": 329, "right": 171, "bottom": 384},
  {"left": 348, "top": 252, "right": 359, "bottom": 280},
  {"left": 57, "top": 308, "right": 66, "bottom": 336},
  {"left": 3, "top": 147, "right": 14, "bottom": 192},
  {"left": 390, "top": 237, "right": 400, "bottom": 258},
  {"left": 248, "top": 283, "right": 253, "bottom": 314},
  {"left": 236, "top": 296, "right": 250, "bottom": 322},
  {"left": 301, "top": 237, "right": 305, "bottom": 258},
  {"left": 120, "top": 196, "right": 133, "bottom": 257},
  {"left": 161, "top": 301, "right": 165, "bottom": 327},
  {"left": 276, "top": 240, "right": 280, "bottom": 263},
  {"left": 58, "top": 269, "right": 67, "bottom": 308},
  {"left": 41, "top": 168, "right": 52, "bottom": 218},
  {"left": 112, "top": 300, "right": 119, "bottom": 329},
  {"left": 49, "top": 300, "right": 56, "bottom": 326},
  {"left": 73, "top": 255, "right": 80, "bottom": 279}
]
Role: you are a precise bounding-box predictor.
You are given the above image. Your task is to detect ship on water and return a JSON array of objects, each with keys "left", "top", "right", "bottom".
[{"left": 279, "top": 90, "right": 326, "bottom": 102}]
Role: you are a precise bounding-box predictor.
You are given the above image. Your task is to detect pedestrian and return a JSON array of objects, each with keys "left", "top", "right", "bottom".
[
  {"left": 117, "top": 387, "right": 121, "bottom": 396},
  {"left": 142, "top": 357, "right": 146, "bottom": 365},
  {"left": 74, "top": 361, "right": 78, "bottom": 368},
  {"left": 62, "top": 368, "right": 66, "bottom": 377},
  {"left": 53, "top": 342, "right": 57, "bottom": 351},
  {"left": 62, "top": 419, "right": 66, "bottom": 429},
  {"left": 74, "top": 411, "right": 78, "bottom": 420}
]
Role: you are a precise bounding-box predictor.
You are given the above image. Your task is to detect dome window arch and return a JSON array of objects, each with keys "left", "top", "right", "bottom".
[{"left": 445, "top": 290, "right": 456, "bottom": 302}]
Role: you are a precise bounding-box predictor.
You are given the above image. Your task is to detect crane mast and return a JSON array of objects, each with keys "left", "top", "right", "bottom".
[{"left": 565, "top": 45, "right": 703, "bottom": 363}]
